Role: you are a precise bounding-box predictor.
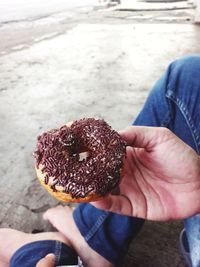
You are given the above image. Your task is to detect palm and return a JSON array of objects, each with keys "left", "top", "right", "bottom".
[
  {"left": 93, "top": 127, "right": 200, "bottom": 221},
  {"left": 120, "top": 144, "right": 199, "bottom": 220}
]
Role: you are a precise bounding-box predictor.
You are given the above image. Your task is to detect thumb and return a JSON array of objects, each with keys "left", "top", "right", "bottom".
[
  {"left": 36, "top": 254, "right": 56, "bottom": 267},
  {"left": 120, "top": 126, "right": 166, "bottom": 150}
]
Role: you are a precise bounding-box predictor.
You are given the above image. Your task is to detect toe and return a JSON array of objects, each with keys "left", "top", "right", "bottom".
[{"left": 43, "top": 205, "right": 73, "bottom": 221}]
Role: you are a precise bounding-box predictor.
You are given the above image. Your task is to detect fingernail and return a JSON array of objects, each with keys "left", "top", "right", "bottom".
[{"left": 45, "top": 254, "right": 56, "bottom": 260}]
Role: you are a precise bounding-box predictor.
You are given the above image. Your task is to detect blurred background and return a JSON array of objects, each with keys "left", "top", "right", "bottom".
[{"left": 0, "top": 0, "right": 200, "bottom": 266}]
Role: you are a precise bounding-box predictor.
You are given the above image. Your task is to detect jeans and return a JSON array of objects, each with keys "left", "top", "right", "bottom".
[
  {"left": 11, "top": 55, "right": 200, "bottom": 267},
  {"left": 10, "top": 240, "right": 79, "bottom": 266}
]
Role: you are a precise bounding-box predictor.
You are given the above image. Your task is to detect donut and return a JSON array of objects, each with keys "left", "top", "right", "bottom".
[{"left": 34, "top": 118, "right": 126, "bottom": 203}]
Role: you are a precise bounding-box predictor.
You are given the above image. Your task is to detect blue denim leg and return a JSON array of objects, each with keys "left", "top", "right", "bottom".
[
  {"left": 10, "top": 240, "right": 78, "bottom": 267},
  {"left": 74, "top": 203, "right": 144, "bottom": 264},
  {"left": 184, "top": 215, "right": 200, "bottom": 267},
  {"left": 135, "top": 55, "right": 200, "bottom": 267},
  {"left": 74, "top": 55, "right": 200, "bottom": 266},
  {"left": 165, "top": 55, "right": 200, "bottom": 267}
]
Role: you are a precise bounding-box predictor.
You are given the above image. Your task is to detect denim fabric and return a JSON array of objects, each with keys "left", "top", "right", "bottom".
[
  {"left": 184, "top": 214, "right": 200, "bottom": 267},
  {"left": 74, "top": 55, "right": 200, "bottom": 267},
  {"left": 10, "top": 240, "right": 78, "bottom": 267},
  {"left": 73, "top": 203, "right": 144, "bottom": 264}
]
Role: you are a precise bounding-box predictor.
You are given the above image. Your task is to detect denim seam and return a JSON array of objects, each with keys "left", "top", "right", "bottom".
[
  {"left": 166, "top": 91, "right": 200, "bottom": 154},
  {"left": 84, "top": 213, "right": 109, "bottom": 242},
  {"left": 55, "top": 241, "right": 62, "bottom": 265}
]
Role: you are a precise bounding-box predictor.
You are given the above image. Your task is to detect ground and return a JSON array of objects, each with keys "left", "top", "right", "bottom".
[{"left": 0, "top": 3, "right": 199, "bottom": 266}]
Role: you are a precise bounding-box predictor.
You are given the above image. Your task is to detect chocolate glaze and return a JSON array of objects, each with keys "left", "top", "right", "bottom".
[{"left": 34, "top": 118, "right": 126, "bottom": 199}]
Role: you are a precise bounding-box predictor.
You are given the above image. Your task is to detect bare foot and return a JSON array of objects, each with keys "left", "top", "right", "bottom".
[
  {"left": 0, "top": 228, "right": 69, "bottom": 267},
  {"left": 43, "top": 205, "right": 114, "bottom": 267}
]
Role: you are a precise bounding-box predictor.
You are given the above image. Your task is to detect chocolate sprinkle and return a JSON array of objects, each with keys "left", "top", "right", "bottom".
[{"left": 34, "top": 118, "right": 126, "bottom": 199}]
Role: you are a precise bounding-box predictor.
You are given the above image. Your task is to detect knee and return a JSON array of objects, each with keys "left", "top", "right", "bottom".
[
  {"left": 165, "top": 55, "right": 200, "bottom": 98},
  {"left": 170, "top": 55, "right": 200, "bottom": 79}
]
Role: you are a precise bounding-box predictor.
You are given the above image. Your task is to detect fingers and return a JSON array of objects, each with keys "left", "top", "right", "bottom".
[
  {"left": 92, "top": 194, "right": 133, "bottom": 216},
  {"left": 120, "top": 126, "right": 170, "bottom": 150},
  {"left": 36, "top": 254, "right": 56, "bottom": 267}
]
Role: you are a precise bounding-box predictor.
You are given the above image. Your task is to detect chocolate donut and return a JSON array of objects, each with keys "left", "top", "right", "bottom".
[{"left": 34, "top": 118, "right": 126, "bottom": 203}]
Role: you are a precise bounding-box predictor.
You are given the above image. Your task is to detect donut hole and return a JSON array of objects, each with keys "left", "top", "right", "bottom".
[{"left": 78, "top": 151, "right": 90, "bottom": 162}]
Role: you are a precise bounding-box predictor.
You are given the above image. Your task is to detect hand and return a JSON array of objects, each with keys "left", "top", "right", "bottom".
[
  {"left": 36, "top": 254, "right": 55, "bottom": 267},
  {"left": 92, "top": 126, "right": 200, "bottom": 221}
]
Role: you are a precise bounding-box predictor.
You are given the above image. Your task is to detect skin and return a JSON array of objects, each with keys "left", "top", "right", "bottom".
[
  {"left": 1, "top": 126, "right": 200, "bottom": 267},
  {"left": 36, "top": 254, "right": 55, "bottom": 267},
  {"left": 92, "top": 126, "right": 200, "bottom": 221},
  {"left": 0, "top": 207, "right": 113, "bottom": 267},
  {"left": 43, "top": 205, "right": 113, "bottom": 267},
  {"left": 0, "top": 230, "right": 69, "bottom": 267}
]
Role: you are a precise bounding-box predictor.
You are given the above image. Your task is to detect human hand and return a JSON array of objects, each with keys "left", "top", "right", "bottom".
[
  {"left": 92, "top": 126, "right": 200, "bottom": 221},
  {"left": 36, "top": 254, "right": 55, "bottom": 267}
]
